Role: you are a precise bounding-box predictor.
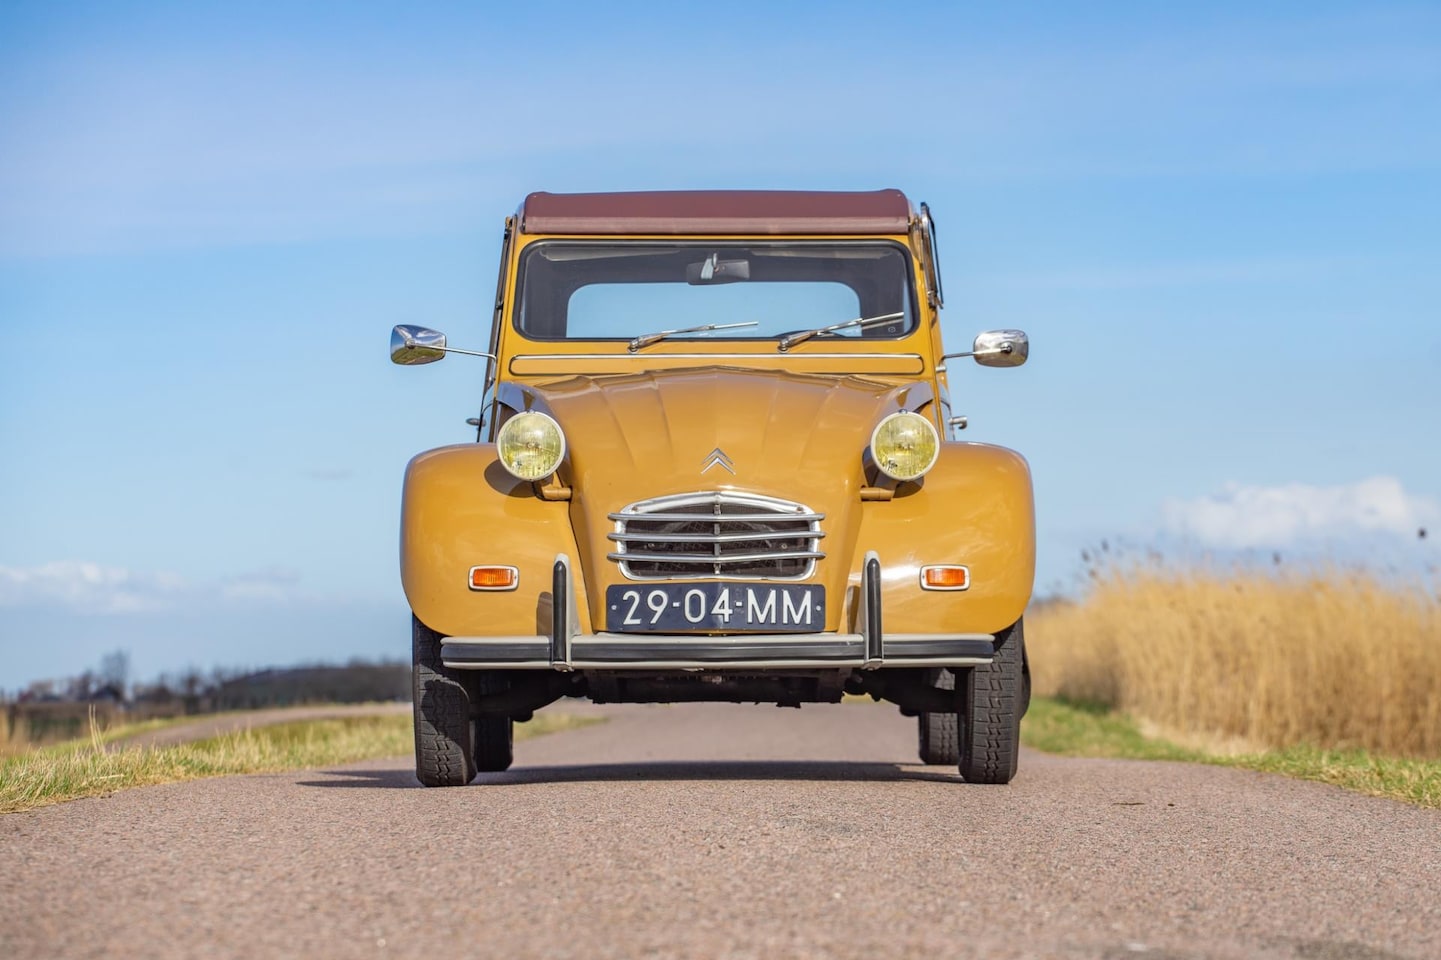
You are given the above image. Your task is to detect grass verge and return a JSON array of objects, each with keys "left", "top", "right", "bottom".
[
  {"left": 1023, "top": 696, "right": 1441, "bottom": 809},
  {"left": 1, "top": 711, "right": 599, "bottom": 815}
]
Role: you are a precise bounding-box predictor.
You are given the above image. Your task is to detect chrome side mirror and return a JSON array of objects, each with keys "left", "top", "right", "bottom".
[
  {"left": 390, "top": 325, "right": 447, "bottom": 365},
  {"left": 941, "top": 329, "right": 1029, "bottom": 368},
  {"left": 971, "top": 329, "right": 1028, "bottom": 367}
]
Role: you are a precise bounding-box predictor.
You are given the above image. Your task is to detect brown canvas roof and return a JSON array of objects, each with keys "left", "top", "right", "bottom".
[{"left": 519, "top": 189, "right": 912, "bottom": 235}]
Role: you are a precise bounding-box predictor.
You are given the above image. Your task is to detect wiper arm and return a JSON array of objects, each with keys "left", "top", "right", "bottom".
[
  {"left": 628, "top": 321, "right": 759, "bottom": 353},
  {"left": 776, "top": 312, "right": 905, "bottom": 352}
]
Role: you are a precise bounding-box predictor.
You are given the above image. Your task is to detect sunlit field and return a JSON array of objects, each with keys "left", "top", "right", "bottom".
[{"left": 1027, "top": 566, "right": 1441, "bottom": 758}]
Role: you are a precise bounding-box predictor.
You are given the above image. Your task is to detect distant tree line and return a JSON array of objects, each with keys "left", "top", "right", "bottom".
[{"left": 6, "top": 650, "right": 408, "bottom": 742}]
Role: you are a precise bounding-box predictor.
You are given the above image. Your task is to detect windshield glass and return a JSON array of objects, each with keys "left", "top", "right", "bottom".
[{"left": 514, "top": 241, "right": 916, "bottom": 343}]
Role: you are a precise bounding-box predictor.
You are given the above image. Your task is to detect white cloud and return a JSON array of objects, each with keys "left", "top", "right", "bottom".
[
  {"left": 1161, "top": 476, "right": 1439, "bottom": 549},
  {"left": 219, "top": 566, "right": 304, "bottom": 603},
  {"left": 0, "top": 562, "right": 309, "bottom": 614}
]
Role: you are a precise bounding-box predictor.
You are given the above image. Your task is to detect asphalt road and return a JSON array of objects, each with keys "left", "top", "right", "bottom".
[{"left": 3, "top": 702, "right": 1438, "bottom": 960}]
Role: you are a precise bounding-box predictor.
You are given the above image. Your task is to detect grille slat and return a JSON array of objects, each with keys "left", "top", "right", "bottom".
[
  {"left": 605, "top": 511, "right": 824, "bottom": 523},
  {"left": 609, "top": 551, "right": 827, "bottom": 565},
  {"left": 608, "top": 492, "right": 825, "bottom": 581},
  {"left": 609, "top": 530, "right": 827, "bottom": 544}
]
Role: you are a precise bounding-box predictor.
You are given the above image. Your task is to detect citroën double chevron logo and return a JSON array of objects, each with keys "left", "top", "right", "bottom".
[{"left": 700, "top": 448, "right": 736, "bottom": 475}]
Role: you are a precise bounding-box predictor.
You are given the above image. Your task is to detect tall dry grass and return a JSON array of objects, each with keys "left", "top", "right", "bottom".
[{"left": 1027, "top": 567, "right": 1441, "bottom": 758}]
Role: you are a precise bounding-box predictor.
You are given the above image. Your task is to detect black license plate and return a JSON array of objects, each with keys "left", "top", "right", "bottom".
[{"left": 605, "top": 583, "right": 824, "bottom": 633}]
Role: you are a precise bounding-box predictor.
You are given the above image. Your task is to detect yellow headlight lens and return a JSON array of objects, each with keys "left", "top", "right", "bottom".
[
  {"left": 496, "top": 412, "right": 566, "bottom": 481},
  {"left": 870, "top": 411, "right": 940, "bottom": 482}
]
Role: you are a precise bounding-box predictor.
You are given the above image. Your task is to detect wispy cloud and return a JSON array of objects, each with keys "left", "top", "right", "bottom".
[
  {"left": 1161, "top": 476, "right": 1439, "bottom": 549},
  {"left": 0, "top": 561, "right": 187, "bottom": 614},
  {"left": 218, "top": 565, "right": 304, "bottom": 603},
  {"left": 0, "top": 561, "right": 311, "bottom": 614}
]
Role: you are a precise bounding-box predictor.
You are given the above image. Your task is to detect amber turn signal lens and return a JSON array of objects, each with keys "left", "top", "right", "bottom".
[
  {"left": 469, "top": 566, "right": 518, "bottom": 591},
  {"left": 920, "top": 565, "right": 970, "bottom": 590}
]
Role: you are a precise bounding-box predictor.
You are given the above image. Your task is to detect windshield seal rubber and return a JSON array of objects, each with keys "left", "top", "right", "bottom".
[{"left": 510, "top": 238, "right": 921, "bottom": 345}]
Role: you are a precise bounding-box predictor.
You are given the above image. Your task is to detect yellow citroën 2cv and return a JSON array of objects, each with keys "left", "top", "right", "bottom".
[{"left": 390, "top": 189, "right": 1033, "bottom": 785}]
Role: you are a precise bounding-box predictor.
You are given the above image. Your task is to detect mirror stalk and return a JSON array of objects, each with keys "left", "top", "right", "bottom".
[
  {"left": 421, "top": 343, "right": 497, "bottom": 362},
  {"left": 938, "top": 329, "right": 1029, "bottom": 370}
]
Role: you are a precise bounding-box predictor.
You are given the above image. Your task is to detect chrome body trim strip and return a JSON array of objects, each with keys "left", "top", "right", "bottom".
[
  {"left": 608, "top": 529, "right": 827, "bottom": 544},
  {"left": 440, "top": 632, "right": 995, "bottom": 670},
  {"left": 605, "top": 511, "right": 826, "bottom": 524},
  {"left": 605, "top": 550, "right": 826, "bottom": 565}
]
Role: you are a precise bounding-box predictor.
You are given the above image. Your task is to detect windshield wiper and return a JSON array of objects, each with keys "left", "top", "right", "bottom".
[
  {"left": 628, "top": 321, "right": 759, "bottom": 352},
  {"left": 776, "top": 312, "right": 905, "bottom": 352}
]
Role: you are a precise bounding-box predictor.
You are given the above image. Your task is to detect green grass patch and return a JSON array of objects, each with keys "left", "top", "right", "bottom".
[
  {"left": 1023, "top": 697, "right": 1441, "bottom": 809},
  {"left": 1021, "top": 697, "right": 1203, "bottom": 762},
  {"left": 1, "top": 712, "right": 599, "bottom": 814}
]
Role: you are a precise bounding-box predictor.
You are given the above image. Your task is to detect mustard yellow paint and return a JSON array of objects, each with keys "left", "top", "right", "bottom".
[{"left": 400, "top": 226, "right": 1034, "bottom": 638}]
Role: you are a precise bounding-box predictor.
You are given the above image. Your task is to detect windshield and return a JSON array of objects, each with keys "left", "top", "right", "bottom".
[{"left": 514, "top": 241, "right": 917, "bottom": 343}]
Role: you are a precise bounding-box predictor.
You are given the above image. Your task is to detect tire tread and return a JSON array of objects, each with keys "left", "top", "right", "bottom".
[
  {"left": 412, "top": 616, "right": 477, "bottom": 787},
  {"left": 957, "top": 619, "right": 1024, "bottom": 784}
]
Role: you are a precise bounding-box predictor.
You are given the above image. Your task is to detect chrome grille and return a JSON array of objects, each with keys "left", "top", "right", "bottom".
[{"left": 608, "top": 492, "right": 825, "bottom": 580}]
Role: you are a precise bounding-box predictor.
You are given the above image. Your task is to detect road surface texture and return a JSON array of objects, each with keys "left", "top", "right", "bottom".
[
  {"left": 3, "top": 702, "right": 1438, "bottom": 960},
  {"left": 109, "top": 702, "right": 411, "bottom": 750}
]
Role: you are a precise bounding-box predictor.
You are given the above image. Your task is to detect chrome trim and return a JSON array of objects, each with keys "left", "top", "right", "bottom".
[
  {"left": 390, "top": 324, "right": 498, "bottom": 366},
  {"left": 776, "top": 311, "right": 905, "bottom": 352},
  {"left": 606, "top": 511, "right": 825, "bottom": 524},
  {"left": 552, "top": 553, "right": 579, "bottom": 670},
  {"left": 439, "top": 632, "right": 996, "bottom": 670},
  {"left": 629, "top": 321, "right": 759, "bottom": 352},
  {"left": 869, "top": 412, "right": 941, "bottom": 482},
  {"left": 940, "top": 329, "right": 1029, "bottom": 368},
  {"left": 608, "top": 529, "right": 828, "bottom": 544},
  {"left": 467, "top": 565, "right": 519, "bottom": 592},
  {"left": 700, "top": 447, "right": 736, "bottom": 475},
  {"left": 609, "top": 491, "right": 825, "bottom": 581},
  {"left": 916, "top": 202, "right": 944, "bottom": 309},
  {"left": 605, "top": 550, "right": 827, "bottom": 565},
  {"left": 496, "top": 411, "right": 567, "bottom": 482},
  {"left": 860, "top": 551, "right": 882, "bottom": 668}
]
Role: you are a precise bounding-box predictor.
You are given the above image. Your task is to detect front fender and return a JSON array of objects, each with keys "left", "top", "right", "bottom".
[
  {"left": 400, "top": 444, "right": 590, "bottom": 638},
  {"left": 851, "top": 442, "right": 1034, "bottom": 636}
]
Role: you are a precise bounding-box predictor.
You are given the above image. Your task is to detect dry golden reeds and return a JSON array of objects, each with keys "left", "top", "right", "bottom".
[{"left": 1027, "top": 566, "right": 1441, "bottom": 758}]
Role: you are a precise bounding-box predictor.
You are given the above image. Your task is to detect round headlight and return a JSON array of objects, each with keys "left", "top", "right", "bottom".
[
  {"left": 870, "top": 411, "right": 940, "bottom": 482},
  {"left": 496, "top": 411, "right": 566, "bottom": 481}
]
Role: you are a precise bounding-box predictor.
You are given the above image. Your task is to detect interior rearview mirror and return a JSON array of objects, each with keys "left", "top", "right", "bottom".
[
  {"left": 391, "top": 325, "right": 447, "bottom": 365},
  {"left": 685, "top": 253, "right": 751, "bottom": 284}
]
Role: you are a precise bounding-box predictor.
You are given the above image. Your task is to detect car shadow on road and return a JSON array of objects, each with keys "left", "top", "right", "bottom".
[{"left": 298, "top": 760, "right": 959, "bottom": 789}]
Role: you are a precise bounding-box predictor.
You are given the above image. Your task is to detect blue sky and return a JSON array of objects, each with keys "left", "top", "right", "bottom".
[{"left": 2, "top": 1, "right": 1438, "bottom": 690}]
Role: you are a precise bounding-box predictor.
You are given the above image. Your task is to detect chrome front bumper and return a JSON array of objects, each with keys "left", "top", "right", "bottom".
[{"left": 441, "top": 553, "right": 996, "bottom": 671}]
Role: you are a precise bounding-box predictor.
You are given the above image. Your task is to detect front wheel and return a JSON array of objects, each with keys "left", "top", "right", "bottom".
[
  {"left": 956, "top": 618, "right": 1026, "bottom": 784},
  {"left": 412, "top": 615, "right": 476, "bottom": 787}
]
